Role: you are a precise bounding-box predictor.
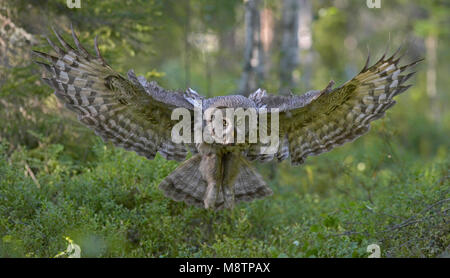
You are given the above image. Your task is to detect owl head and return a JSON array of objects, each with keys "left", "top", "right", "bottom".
[
  {"left": 204, "top": 107, "right": 236, "bottom": 145},
  {"left": 203, "top": 95, "right": 258, "bottom": 145}
]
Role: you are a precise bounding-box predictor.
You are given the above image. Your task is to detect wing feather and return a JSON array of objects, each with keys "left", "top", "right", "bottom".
[
  {"left": 284, "top": 50, "right": 422, "bottom": 165},
  {"left": 250, "top": 49, "right": 421, "bottom": 165},
  {"left": 33, "top": 26, "right": 194, "bottom": 161}
]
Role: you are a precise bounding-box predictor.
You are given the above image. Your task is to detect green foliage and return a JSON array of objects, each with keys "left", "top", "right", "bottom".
[{"left": 0, "top": 133, "right": 448, "bottom": 257}]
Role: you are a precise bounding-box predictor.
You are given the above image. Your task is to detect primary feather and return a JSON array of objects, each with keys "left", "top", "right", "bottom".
[
  {"left": 248, "top": 49, "right": 422, "bottom": 165},
  {"left": 33, "top": 26, "right": 192, "bottom": 162}
]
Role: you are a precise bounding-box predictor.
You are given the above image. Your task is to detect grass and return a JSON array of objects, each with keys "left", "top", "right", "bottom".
[{"left": 0, "top": 120, "right": 448, "bottom": 257}]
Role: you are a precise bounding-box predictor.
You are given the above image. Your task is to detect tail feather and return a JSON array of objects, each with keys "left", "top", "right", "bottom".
[
  {"left": 158, "top": 155, "right": 206, "bottom": 208},
  {"left": 158, "top": 155, "right": 272, "bottom": 209},
  {"left": 235, "top": 159, "right": 273, "bottom": 203}
]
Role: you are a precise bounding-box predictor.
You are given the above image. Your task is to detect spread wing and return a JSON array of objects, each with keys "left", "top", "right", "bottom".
[
  {"left": 250, "top": 49, "right": 422, "bottom": 165},
  {"left": 33, "top": 26, "right": 194, "bottom": 161}
]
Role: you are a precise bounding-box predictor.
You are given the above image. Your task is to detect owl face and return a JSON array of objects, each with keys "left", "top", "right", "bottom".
[
  {"left": 204, "top": 107, "right": 236, "bottom": 145},
  {"left": 205, "top": 107, "right": 248, "bottom": 145}
]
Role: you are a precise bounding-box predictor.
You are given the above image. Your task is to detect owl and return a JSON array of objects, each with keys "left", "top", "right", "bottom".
[{"left": 33, "top": 26, "right": 421, "bottom": 210}]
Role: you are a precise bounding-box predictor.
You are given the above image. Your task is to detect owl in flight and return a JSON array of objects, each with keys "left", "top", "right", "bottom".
[{"left": 33, "top": 26, "right": 421, "bottom": 210}]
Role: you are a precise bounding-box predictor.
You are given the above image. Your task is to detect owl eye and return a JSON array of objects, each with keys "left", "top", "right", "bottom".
[{"left": 223, "top": 119, "right": 228, "bottom": 127}]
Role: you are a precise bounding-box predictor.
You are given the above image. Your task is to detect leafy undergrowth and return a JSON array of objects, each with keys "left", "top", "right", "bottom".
[
  {"left": 0, "top": 135, "right": 448, "bottom": 258},
  {"left": 1, "top": 0, "right": 449, "bottom": 259}
]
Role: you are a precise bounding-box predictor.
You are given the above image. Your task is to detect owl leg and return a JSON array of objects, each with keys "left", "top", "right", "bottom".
[
  {"left": 203, "top": 183, "right": 217, "bottom": 209},
  {"left": 200, "top": 153, "right": 223, "bottom": 210},
  {"left": 221, "top": 152, "right": 241, "bottom": 209},
  {"left": 199, "top": 150, "right": 241, "bottom": 209}
]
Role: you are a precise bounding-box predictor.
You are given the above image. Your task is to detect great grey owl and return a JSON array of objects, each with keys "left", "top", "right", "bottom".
[{"left": 33, "top": 26, "right": 421, "bottom": 210}]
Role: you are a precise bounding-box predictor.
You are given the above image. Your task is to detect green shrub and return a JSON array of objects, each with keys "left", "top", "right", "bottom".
[{"left": 0, "top": 137, "right": 448, "bottom": 257}]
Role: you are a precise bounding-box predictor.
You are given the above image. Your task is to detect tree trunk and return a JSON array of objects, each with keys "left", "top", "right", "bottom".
[
  {"left": 298, "top": 0, "right": 313, "bottom": 92},
  {"left": 425, "top": 35, "right": 439, "bottom": 122},
  {"left": 279, "top": 0, "right": 300, "bottom": 96},
  {"left": 184, "top": 0, "right": 191, "bottom": 88},
  {"left": 238, "top": 0, "right": 264, "bottom": 96}
]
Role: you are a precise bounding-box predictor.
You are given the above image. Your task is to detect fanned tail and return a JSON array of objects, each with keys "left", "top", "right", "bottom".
[
  {"left": 158, "top": 155, "right": 272, "bottom": 209},
  {"left": 158, "top": 155, "right": 207, "bottom": 208},
  {"left": 234, "top": 157, "right": 273, "bottom": 203}
]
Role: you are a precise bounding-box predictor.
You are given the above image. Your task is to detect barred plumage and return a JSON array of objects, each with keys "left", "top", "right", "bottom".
[
  {"left": 33, "top": 26, "right": 191, "bottom": 162},
  {"left": 247, "top": 48, "right": 422, "bottom": 165},
  {"left": 34, "top": 26, "right": 421, "bottom": 210}
]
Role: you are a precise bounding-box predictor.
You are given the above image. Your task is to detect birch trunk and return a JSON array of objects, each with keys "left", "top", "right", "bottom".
[
  {"left": 279, "top": 0, "right": 300, "bottom": 95},
  {"left": 238, "top": 0, "right": 264, "bottom": 96},
  {"left": 425, "top": 35, "right": 439, "bottom": 122},
  {"left": 298, "top": 0, "right": 313, "bottom": 91},
  {"left": 184, "top": 0, "right": 191, "bottom": 88}
]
